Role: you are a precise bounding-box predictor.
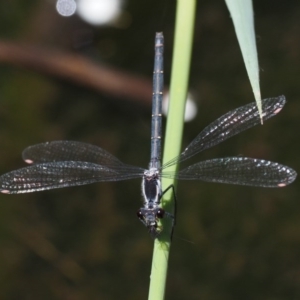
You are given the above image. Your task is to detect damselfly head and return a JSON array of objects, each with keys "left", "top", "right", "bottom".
[{"left": 137, "top": 207, "right": 165, "bottom": 238}]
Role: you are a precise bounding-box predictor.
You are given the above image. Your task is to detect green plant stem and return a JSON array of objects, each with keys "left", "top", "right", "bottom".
[{"left": 148, "top": 1, "right": 197, "bottom": 299}]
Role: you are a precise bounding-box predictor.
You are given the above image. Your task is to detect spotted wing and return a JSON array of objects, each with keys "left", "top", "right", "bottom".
[
  {"left": 22, "top": 140, "right": 124, "bottom": 167},
  {"left": 0, "top": 161, "right": 144, "bottom": 194},
  {"left": 163, "top": 96, "right": 286, "bottom": 169},
  {"left": 162, "top": 157, "right": 297, "bottom": 187}
]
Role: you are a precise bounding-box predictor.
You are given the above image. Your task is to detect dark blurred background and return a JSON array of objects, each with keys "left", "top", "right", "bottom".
[{"left": 0, "top": 0, "right": 299, "bottom": 299}]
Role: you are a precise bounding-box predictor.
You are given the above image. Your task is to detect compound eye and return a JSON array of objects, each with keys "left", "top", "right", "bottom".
[
  {"left": 137, "top": 209, "right": 143, "bottom": 219},
  {"left": 156, "top": 209, "right": 165, "bottom": 218}
]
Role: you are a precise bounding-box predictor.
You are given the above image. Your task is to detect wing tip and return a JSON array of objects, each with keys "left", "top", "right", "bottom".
[
  {"left": 274, "top": 95, "right": 286, "bottom": 114},
  {"left": 278, "top": 168, "right": 297, "bottom": 187},
  {"left": 0, "top": 189, "right": 11, "bottom": 194},
  {"left": 24, "top": 159, "right": 34, "bottom": 164}
]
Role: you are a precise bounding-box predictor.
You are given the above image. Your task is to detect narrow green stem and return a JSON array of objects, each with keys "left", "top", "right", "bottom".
[{"left": 148, "top": 1, "right": 197, "bottom": 299}]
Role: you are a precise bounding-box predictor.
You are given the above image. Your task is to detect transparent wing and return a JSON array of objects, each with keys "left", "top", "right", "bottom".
[
  {"left": 0, "top": 161, "right": 144, "bottom": 194},
  {"left": 162, "top": 96, "right": 286, "bottom": 169},
  {"left": 162, "top": 157, "right": 297, "bottom": 188},
  {"left": 22, "top": 140, "right": 124, "bottom": 167}
]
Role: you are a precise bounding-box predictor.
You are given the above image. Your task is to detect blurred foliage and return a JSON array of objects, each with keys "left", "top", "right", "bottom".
[{"left": 0, "top": 0, "right": 299, "bottom": 299}]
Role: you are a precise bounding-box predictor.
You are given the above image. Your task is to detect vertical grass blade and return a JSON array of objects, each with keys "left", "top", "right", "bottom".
[{"left": 148, "top": 0, "right": 197, "bottom": 299}]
